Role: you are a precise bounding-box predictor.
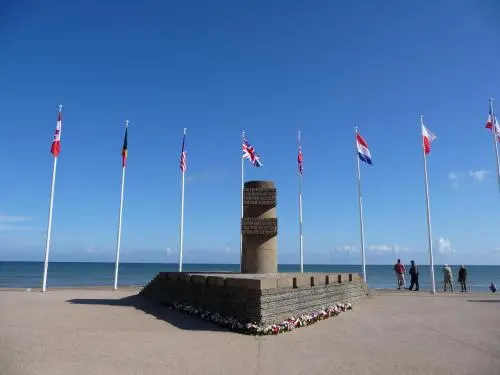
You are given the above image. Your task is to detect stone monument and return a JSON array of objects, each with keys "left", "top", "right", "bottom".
[
  {"left": 140, "top": 179, "right": 369, "bottom": 332},
  {"left": 241, "top": 180, "right": 278, "bottom": 274}
]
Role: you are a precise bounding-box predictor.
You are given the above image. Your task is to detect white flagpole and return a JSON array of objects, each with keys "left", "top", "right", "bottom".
[
  {"left": 355, "top": 127, "right": 367, "bottom": 283},
  {"left": 240, "top": 131, "right": 245, "bottom": 273},
  {"left": 489, "top": 98, "right": 500, "bottom": 192},
  {"left": 421, "top": 115, "right": 436, "bottom": 294},
  {"left": 42, "top": 104, "right": 62, "bottom": 292},
  {"left": 298, "top": 131, "right": 304, "bottom": 273},
  {"left": 113, "top": 120, "right": 128, "bottom": 290},
  {"left": 178, "top": 128, "right": 187, "bottom": 272}
]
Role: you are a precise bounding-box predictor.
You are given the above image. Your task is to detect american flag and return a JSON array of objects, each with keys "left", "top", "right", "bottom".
[
  {"left": 297, "top": 143, "right": 303, "bottom": 174},
  {"left": 50, "top": 111, "right": 62, "bottom": 157},
  {"left": 242, "top": 138, "right": 262, "bottom": 167},
  {"left": 180, "top": 131, "right": 186, "bottom": 172}
]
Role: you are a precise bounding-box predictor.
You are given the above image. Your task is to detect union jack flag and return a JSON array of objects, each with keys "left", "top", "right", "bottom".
[{"left": 242, "top": 138, "right": 262, "bottom": 167}]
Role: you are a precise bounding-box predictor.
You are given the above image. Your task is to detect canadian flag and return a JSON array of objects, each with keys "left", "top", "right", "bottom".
[
  {"left": 485, "top": 113, "right": 500, "bottom": 142},
  {"left": 422, "top": 124, "right": 436, "bottom": 154},
  {"left": 50, "top": 112, "right": 62, "bottom": 157}
]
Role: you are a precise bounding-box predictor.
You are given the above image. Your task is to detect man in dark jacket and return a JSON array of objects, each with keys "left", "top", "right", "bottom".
[
  {"left": 458, "top": 265, "right": 467, "bottom": 292},
  {"left": 408, "top": 260, "right": 419, "bottom": 291}
]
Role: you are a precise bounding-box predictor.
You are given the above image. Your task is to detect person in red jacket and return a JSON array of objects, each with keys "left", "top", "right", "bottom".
[{"left": 394, "top": 259, "right": 406, "bottom": 289}]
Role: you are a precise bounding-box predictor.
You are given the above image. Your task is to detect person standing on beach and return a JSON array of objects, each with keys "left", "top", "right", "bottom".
[
  {"left": 394, "top": 259, "right": 406, "bottom": 289},
  {"left": 458, "top": 265, "right": 467, "bottom": 292},
  {"left": 443, "top": 264, "right": 453, "bottom": 292},
  {"left": 408, "top": 260, "right": 419, "bottom": 291},
  {"left": 489, "top": 282, "right": 496, "bottom": 293}
]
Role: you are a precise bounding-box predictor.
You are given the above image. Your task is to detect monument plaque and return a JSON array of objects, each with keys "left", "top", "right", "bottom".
[
  {"left": 243, "top": 188, "right": 276, "bottom": 206},
  {"left": 241, "top": 217, "right": 278, "bottom": 236},
  {"left": 241, "top": 181, "right": 278, "bottom": 274}
]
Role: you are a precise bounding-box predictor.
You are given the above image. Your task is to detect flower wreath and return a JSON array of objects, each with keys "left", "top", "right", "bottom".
[{"left": 165, "top": 301, "right": 352, "bottom": 335}]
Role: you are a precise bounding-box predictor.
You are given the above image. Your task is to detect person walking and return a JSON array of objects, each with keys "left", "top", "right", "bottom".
[
  {"left": 394, "top": 259, "right": 406, "bottom": 290},
  {"left": 443, "top": 264, "right": 454, "bottom": 292},
  {"left": 458, "top": 265, "right": 467, "bottom": 292},
  {"left": 408, "top": 260, "right": 419, "bottom": 291}
]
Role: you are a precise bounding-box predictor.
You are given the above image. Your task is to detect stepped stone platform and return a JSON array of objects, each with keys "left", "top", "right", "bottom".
[{"left": 140, "top": 272, "right": 368, "bottom": 325}]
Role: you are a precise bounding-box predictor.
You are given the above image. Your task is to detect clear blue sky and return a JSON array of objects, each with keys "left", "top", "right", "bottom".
[{"left": 1, "top": 0, "right": 500, "bottom": 265}]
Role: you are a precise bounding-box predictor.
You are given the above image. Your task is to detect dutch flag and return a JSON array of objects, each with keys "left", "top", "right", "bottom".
[{"left": 356, "top": 133, "right": 372, "bottom": 165}]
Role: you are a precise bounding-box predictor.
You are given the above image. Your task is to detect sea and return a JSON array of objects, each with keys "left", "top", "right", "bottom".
[{"left": 0, "top": 262, "right": 498, "bottom": 292}]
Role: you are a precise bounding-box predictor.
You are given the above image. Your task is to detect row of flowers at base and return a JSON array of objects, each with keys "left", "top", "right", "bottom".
[{"left": 166, "top": 301, "right": 352, "bottom": 335}]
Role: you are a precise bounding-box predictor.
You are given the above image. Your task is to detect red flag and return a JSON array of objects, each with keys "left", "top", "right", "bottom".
[{"left": 50, "top": 112, "right": 62, "bottom": 157}]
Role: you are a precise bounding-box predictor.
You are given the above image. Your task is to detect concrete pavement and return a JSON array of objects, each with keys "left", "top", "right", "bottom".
[{"left": 1, "top": 288, "right": 499, "bottom": 375}]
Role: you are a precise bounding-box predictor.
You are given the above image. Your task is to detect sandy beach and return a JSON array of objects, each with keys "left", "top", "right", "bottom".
[{"left": 1, "top": 288, "right": 499, "bottom": 375}]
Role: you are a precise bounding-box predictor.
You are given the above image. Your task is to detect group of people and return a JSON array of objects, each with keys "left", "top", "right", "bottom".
[{"left": 392, "top": 259, "right": 496, "bottom": 293}]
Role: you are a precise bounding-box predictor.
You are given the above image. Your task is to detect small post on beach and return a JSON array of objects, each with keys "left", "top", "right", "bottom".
[
  {"left": 488, "top": 98, "right": 500, "bottom": 193},
  {"left": 297, "top": 130, "right": 304, "bottom": 273},
  {"left": 240, "top": 130, "right": 245, "bottom": 273},
  {"left": 178, "top": 128, "right": 187, "bottom": 272},
  {"left": 355, "top": 127, "right": 367, "bottom": 283},
  {"left": 113, "top": 120, "right": 128, "bottom": 290},
  {"left": 421, "top": 115, "right": 436, "bottom": 294},
  {"left": 42, "top": 105, "right": 63, "bottom": 292}
]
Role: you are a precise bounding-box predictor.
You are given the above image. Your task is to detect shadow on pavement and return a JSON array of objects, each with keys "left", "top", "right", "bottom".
[
  {"left": 466, "top": 299, "right": 500, "bottom": 303},
  {"left": 67, "top": 294, "right": 225, "bottom": 332}
]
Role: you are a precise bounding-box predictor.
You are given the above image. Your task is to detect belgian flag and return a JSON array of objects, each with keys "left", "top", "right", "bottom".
[{"left": 121, "top": 127, "right": 128, "bottom": 167}]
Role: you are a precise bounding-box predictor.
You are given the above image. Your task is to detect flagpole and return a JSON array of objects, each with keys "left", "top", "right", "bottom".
[
  {"left": 240, "top": 131, "right": 245, "bottom": 273},
  {"left": 355, "top": 127, "right": 367, "bottom": 283},
  {"left": 113, "top": 120, "right": 128, "bottom": 290},
  {"left": 489, "top": 98, "right": 500, "bottom": 193},
  {"left": 42, "top": 104, "right": 62, "bottom": 292},
  {"left": 298, "top": 131, "right": 304, "bottom": 273},
  {"left": 178, "top": 128, "right": 187, "bottom": 272},
  {"left": 421, "top": 115, "right": 436, "bottom": 294}
]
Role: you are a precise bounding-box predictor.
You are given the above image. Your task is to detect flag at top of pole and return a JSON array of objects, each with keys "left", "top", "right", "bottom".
[
  {"left": 422, "top": 123, "right": 436, "bottom": 154},
  {"left": 298, "top": 139, "right": 303, "bottom": 174},
  {"left": 242, "top": 137, "right": 263, "bottom": 167},
  {"left": 50, "top": 109, "right": 62, "bottom": 157},
  {"left": 121, "top": 125, "right": 128, "bottom": 167},
  {"left": 356, "top": 133, "right": 373, "bottom": 165},
  {"left": 486, "top": 100, "right": 500, "bottom": 141},
  {"left": 180, "top": 129, "right": 187, "bottom": 172}
]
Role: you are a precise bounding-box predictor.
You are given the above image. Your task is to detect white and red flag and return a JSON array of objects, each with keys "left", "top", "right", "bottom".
[
  {"left": 422, "top": 124, "right": 436, "bottom": 154},
  {"left": 50, "top": 112, "right": 62, "bottom": 157}
]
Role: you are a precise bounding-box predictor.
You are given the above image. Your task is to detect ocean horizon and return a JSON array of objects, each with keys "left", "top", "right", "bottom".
[{"left": 1, "top": 261, "right": 498, "bottom": 292}]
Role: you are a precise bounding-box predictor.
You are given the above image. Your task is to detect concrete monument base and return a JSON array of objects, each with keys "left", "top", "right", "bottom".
[{"left": 140, "top": 272, "right": 368, "bottom": 326}]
